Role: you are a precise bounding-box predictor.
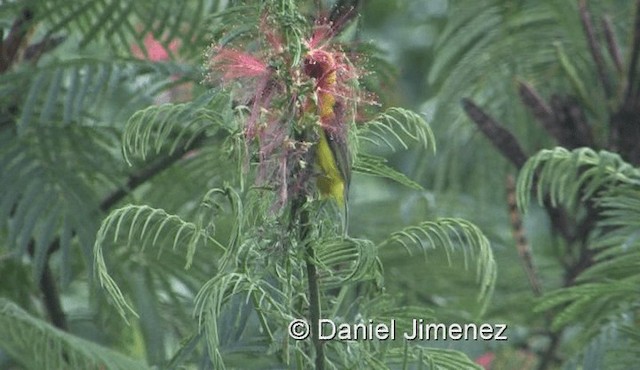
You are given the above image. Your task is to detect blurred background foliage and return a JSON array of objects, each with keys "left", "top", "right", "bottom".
[{"left": 1, "top": 0, "right": 640, "bottom": 369}]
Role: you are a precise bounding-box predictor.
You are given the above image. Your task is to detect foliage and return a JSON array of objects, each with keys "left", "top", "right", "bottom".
[
  {"left": 1, "top": 0, "right": 496, "bottom": 369},
  {"left": 517, "top": 147, "right": 640, "bottom": 366},
  {"left": 92, "top": 2, "right": 495, "bottom": 368},
  {"left": 0, "top": 298, "right": 146, "bottom": 370},
  {"left": 421, "top": 0, "right": 640, "bottom": 368},
  {"left": 9, "top": 0, "right": 639, "bottom": 368}
]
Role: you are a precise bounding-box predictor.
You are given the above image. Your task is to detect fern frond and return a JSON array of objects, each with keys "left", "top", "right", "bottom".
[
  {"left": 516, "top": 147, "right": 640, "bottom": 212},
  {"left": 578, "top": 251, "right": 640, "bottom": 283},
  {"left": 358, "top": 107, "right": 435, "bottom": 152},
  {"left": 580, "top": 188, "right": 640, "bottom": 280},
  {"left": 0, "top": 58, "right": 198, "bottom": 131},
  {"left": 93, "top": 204, "right": 223, "bottom": 318},
  {"left": 0, "top": 298, "right": 147, "bottom": 370},
  {"left": 322, "top": 338, "right": 480, "bottom": 370},
  {"left": 378, "top": 218, "right": 496, "bottom": 314},
  {"left": 34, "top": 0, "right": 221, "bottom": 58},
  {"left": 0, "top": 126, "right": 120, "bottom": 279},
  {"left": 519, "top": 146, "right": 640, "bottom": 352},
  {"left": 553, "top": 41, "right": 592, "bottom": 112},
  {"left": 314, "top": 237, "right": 379, "bottom": 289},
  {"left": 353, "top": 153, "right": 424, "bottom": 190},
  {"left": 122, "top": 91, "right": 232, "bottom": 164},
  {"left": 205, "top": 5, "right": 261, "bottom": 48},
  {"left": 200, "top": 186, "right": 244, "bottom": 271},
  {"left": 590, "top": 187, "right": 640, "bottom": 254},
  {"left": 430, "top": 1, "right": 617, "bottom": 125},
  {"left": 193, "top": 272, "right": 290, "bottom": 370},
  {"left": 421, "top": 0, "right": 630, "bottom": 202},
  {"left": 535, "top": 277, "right": 639, "bottom": 331},
  {"left": 564, "top": 321, "right": 640, "bottom": 370}
]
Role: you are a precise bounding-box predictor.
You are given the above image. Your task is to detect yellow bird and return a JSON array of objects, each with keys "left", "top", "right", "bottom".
[
  {"left": 316, "top": 128, "right": 350, "bottom": 208},
  {"left": 303, "top": 50, "right": 351, "bottom": 231}
]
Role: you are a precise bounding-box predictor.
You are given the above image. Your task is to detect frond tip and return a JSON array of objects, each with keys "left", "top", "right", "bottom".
[
  {"left": 193, "top": 272, "right": 289, "bottom": 370},
  {"left": 93, "top": 204, "right": 220, "bottom": 319},
  {"left": 353, "top": 153, "right": 424, "bottom": 190},
  {"left": 358, "top": 107, "right": 436, "bottom": 152},
  {"left": 516, "top": 147, "right": 640, "bottom": 212},
  {"left": 379, "top": 218, "right": 496, "bottom": 314},
  {"left": 315, "top": 237, "right": 380, "bottom": 289},
  {"left": 122, "top": 92, "right": 230, "bottom": 164}
]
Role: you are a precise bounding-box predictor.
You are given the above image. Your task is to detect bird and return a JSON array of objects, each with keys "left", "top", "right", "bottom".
[{"left": 303, "top": 49, "right": 352, "bottom": 232}]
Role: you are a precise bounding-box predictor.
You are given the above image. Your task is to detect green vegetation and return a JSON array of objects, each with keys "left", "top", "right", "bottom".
[{"left": 1, "top": 1, "right": 639, "bottom": 369}]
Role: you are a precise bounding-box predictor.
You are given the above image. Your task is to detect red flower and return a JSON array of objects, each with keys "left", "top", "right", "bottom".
[
  {"left": 131, "top": 33, "right": 180, "bottom": 61},
  {"left": 207, "top": 9, "right": 367, "bottom": 210},
  {"left": 210, "top": 48, "right": 270, "bottom": 81}
]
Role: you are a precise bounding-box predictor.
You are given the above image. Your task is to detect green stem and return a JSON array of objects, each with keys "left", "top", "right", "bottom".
[
  {"left": 306, "top": 248, "right": 324, "bottom": 370},
  {"left": 300, "top": 207, "right": 324, "bottom": 370}
]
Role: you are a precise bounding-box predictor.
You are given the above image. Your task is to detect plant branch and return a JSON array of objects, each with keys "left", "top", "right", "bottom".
[
  {"left": 462, "top": 98, "right": 580, "bottom": 246},
  {"left": 578, "top": 0, "right": 611, "bottom": 97},
  {"left": 31, "top": 134, "right": 207, "bottom": 331},
  {"left": 518, "top": 81, "right": 594, "bottom": 150},
  {"left": 506, "top": 175, "right": 542, "bottom": 297},
  {"left": 549, "top": 94, "right": 595, "bottom": 148},
  {"left": 23, "top": 35, "right": 66, "bottom": 63},
  {"left": 0, "top": 8, "right": 34, "bottom": 73},
  {"left": 100, "top": 134, "right": 206, "bottom": 211},
  {"left": 537, "top": 330, "right": 562, "bottom": 370},
  {"left": 518, "top": 82, "right": 563, "bottom": 142},
  {"left": 602, "top": 15, "right": 623, "bottom": 73},
  {"left": 27, "top": 240, "right": 67, "bottom": 331},
  {"left": 40, "top": 261, "right": 68, "bottom": 330},
  {"left": 461, "top": 98, "right": 528, "bottom": 168},
  {"left": 305, "top": 235, "right": 324, "bottom": 370},
  {"left": 293, "top": 200, "right": 325, "bottom": 370},
  {"left": 624, "top": 0, "right": 640, "bottom": 105},
  {"left": 518, "top": 82, "right": 596, "bottom": 151}
]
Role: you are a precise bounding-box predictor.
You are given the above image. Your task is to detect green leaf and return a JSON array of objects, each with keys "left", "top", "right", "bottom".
[
  {"left": 122, "top": 91, "right": 232, "bottom": 164},
  {"left": 354, "top": 153, "right": 424, "bottom": 190},
  {"left": 379, "top": 218, "right": 497, "bottom": 315},
  {"left": 93, "top": 203, "right": 224, "bottom": 319},
  {"left": 358, "top": 107, "right": 436, "bottom": 153},
  {"left": 516, "top": 147, "right": 640, "bottom": 212},
  {"left": 0, "top": 298, "right": 147, "bottom": 370},
  {"left": 314, "top": 237, "right": 379, "bottom": 289}
]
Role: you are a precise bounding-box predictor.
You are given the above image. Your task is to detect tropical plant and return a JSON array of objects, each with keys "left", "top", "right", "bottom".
[
  {"left": 421, "top": 0, "right": 640, "bottom": 368},
  {"left": 0, "top": 0, "right": 498, "bottom": 369}
]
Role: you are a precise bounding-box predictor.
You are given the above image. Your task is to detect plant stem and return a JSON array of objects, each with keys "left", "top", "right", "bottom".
[
  {"left": 40, "top": 260, "right": 68, "bottom": 331},
  {"left": 26, "top": 240, "right": 67, "bottom": 331},
  {"left": 100, "top": 133, "right": 206, "bottom": 211},
  {"left": 461, "top": 98, "right": 528, "bottom": 169},
  {"left": 506, "top": 175, "right": 542, "bottom": 297},
  {"left": 306, "top": 248, "right": 324, "bottom": 370},
  {"left": 300, "top": 207, "right": 325, "bottom": 370},
  {"left": 537, "top": 330, "right": 561, "bottom": 370}
]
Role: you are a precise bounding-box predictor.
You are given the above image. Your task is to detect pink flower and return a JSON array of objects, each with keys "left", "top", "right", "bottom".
[
  {"left": 131, "top": 33, "right": 180, "bottom": 61},
  {"left": 209, "top": 47, "right": 278, "bottom": 141},
  {"left": 475, "top": 352, "right": 495, "bottom": 369},
  {"left": 207, "top": 8, "right": 370, "bottom": 211},
  {"left": 210, "top": 48, "right": 270, "bottom": 81}
]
